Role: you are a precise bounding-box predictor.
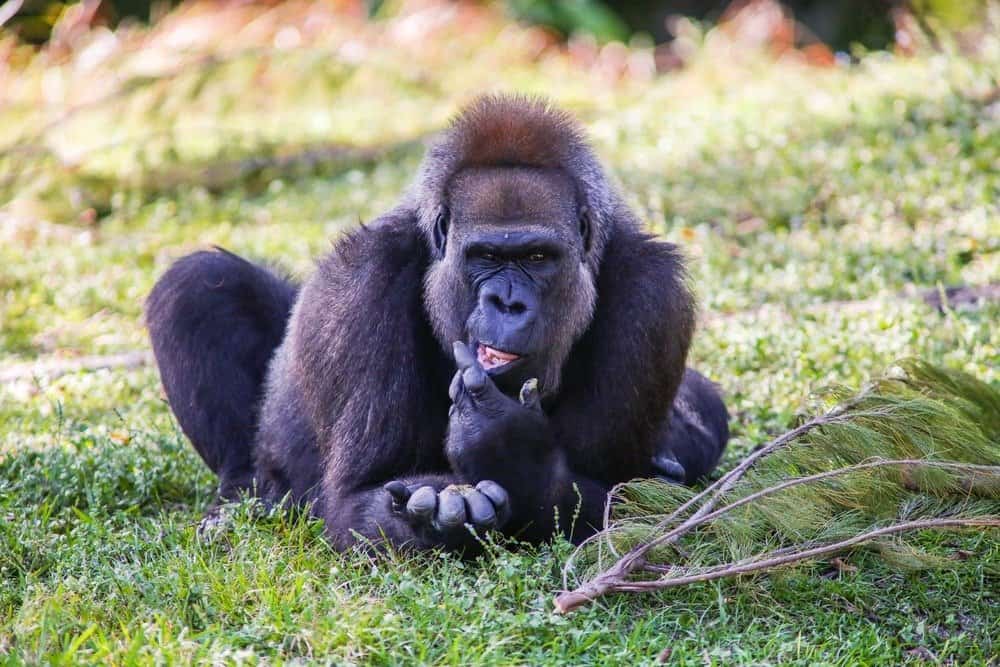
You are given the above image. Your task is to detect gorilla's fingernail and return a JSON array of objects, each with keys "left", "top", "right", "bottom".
[
  {"left": 436, "top": 489, "right": 465, "bottom": 528},
  {"left": 384, "top": 481, "right": 408, "bottom": 500},
  {"left": 519, "top": 378, "right": 539, "bottom": 406},
  {"left": 475, "top": 480, "right": 509, "bottom": 508},
  {"left": 407, "top": 486, "right": 437, "bottom": 518},
  {"left": 452, "top": 341, "right": 474, "bottom": 367}
]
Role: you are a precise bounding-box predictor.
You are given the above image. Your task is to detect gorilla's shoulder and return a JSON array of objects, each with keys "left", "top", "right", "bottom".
[
  {"left": 588, "top": 228, "right": 694, "bottom": 350},
  {"left": 606, "top": 230, "right": 686, "bottom": 274},
  {"left": 314, "top": 209, "right": 429, "bottom": 290},
  {"left": 598, "top": 230, "right": 689, "bottom": 303},
  {"left": 291, "top": 208, "right": 435, "bottom": 377}
]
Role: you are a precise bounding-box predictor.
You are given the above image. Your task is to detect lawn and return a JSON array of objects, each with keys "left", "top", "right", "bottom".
[{"left": 1, "top": 3, "right": 998, "bottom": 664}]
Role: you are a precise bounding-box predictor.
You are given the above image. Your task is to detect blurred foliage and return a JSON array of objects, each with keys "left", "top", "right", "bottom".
[
  {"left": 4, "top": 0, "right": 995, "bottom": 49},
  {"left": 606, "top": 0, "right": 895, "bottom": 49},
  {"left": 913, "top": 0, "right": 992, "bottom": 27},
  {"left": 4, "top": 0, "right": 181, "bottom": 43},
  {"left": 505, "top": 0, "right": 631, "bottom": 43}
]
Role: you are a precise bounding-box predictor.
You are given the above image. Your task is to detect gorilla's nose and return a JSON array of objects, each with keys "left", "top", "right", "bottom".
[
  {"left": 480, "top": 282, "right": 535, "bottom": 331},
  {"left": 486, "top": 292, "right": 527, "bottom": 316}
]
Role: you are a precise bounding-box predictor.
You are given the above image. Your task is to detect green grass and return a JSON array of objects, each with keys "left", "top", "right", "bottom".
[{"left": 1, "top": 5, "right": 998, "bottom": 664}]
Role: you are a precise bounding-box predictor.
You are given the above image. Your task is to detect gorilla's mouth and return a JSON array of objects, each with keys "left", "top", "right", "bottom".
[{"left": 477, "top": 344, "right": 522, "bottom": 371}]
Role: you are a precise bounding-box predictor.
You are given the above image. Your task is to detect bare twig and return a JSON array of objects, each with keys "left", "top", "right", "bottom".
[
  {"left": 0, "top": 0, "right": 24, "bottom": 30},
  {"left": 131, "top": 139, "right": 424, "bottom": 195},
  {"left": 701, "top": 283, "right": 1000, "bottom": 327},
  {"left": 0, "top": 350, "right": 153, "bottom": 383},
  {"left": 0, "top": 47, "right": 293, "bottom": 159}
]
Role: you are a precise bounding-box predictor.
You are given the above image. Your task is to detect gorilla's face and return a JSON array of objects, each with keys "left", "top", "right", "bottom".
[{"left": 425, "top": 166, "right": 597, "bottom": 396}]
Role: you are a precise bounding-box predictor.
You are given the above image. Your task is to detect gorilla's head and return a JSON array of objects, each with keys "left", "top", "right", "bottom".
[
  {"left": 416, "top": 95, "right": 626, "bottom": 396},
  {"left": 431, "top": 166, "right": 596, "bottom": 395}
]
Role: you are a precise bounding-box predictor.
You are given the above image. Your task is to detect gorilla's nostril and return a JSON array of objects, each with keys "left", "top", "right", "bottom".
[{"left": 488, "top": 293, "right": 527, "bottom": 316}]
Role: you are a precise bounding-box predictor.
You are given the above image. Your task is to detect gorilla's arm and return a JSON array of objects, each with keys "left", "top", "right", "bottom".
[
  {"left": 653, "top": 368, "right": 730, "bottom": 485},
  {"left": 444, "top": 342, "right": 611, "bottom": 543},
  {"left": 546, "top": 230, "right": 698, "bottom": 535},
  {"left": 290, "top": 211, "right": 467, "bottom": 549}
]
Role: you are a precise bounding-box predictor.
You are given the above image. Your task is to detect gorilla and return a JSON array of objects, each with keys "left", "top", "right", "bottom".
[{"left": 146, "top": 95, "right": 729, "bottom": 551}]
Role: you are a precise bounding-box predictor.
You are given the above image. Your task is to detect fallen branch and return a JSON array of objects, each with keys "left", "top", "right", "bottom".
[
  {"left": 0, "top": 350, "right": 153, "bottom": 383},
  {"left": 555, "top": 360, "right": 1000, "bottom": 613},
  {"left": 127, "top": 138, "right": 424, "bottom": 196},
  {"left": 0, "top": 0, "right": 24, "bottom": 30},
  {"left": 555, "top": 517, "right": 1000, "bottom": 613},
  {"left": 561, "top": 399, "right": 871, "bottom": 592}
]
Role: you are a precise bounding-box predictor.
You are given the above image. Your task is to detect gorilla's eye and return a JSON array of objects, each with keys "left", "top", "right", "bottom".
[
  {"left": 527, "top": 252, "right": 548, "bottom": 262},
  {"left": 480, "top": 252, "right": 498, "bottom": 262}
]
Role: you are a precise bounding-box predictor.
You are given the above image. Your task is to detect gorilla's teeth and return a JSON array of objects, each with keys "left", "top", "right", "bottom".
[{"left": 478, "top": 344, "right": 520, "bottom": 369}]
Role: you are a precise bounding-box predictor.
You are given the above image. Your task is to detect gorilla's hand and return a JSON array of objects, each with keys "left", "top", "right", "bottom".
[
  {"left": 445, "top": 342, "right": 558, "bottom": 489},
  {"left": 384, "top": 480, "right": 511, "bottom": 546}
]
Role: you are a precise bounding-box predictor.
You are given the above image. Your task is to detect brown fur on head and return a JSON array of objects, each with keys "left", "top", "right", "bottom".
[
  {"left": 447, "top": 166, "right": 579, "bottom": 226},
  {"left": 445, "top": 96, "right": 587, "bottom": 170},
  {"left": 408, "top": 94, "right": 637, "bottom": 274}
]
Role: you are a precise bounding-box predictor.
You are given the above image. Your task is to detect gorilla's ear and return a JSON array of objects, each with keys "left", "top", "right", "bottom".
[
  {"left": 432, "top": 206, "right": 449, "bottom": 259},
  {"left": 579, "top": 205, "right": 592, "bottom": 253}
]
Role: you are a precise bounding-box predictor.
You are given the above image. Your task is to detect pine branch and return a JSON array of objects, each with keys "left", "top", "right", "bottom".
[
  {"left": 554, "top": 361, "right": 1000, "bottom": 614},
  {"left": 560, "top": 399, "right": 870, "bottom": 597},
  {"left": 555, "top": 518, "right": 999, "bottom": 612}
]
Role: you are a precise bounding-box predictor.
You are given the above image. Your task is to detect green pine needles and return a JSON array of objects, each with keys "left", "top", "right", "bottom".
[{"left": 555, "top": 360, "right": 1000, "bottom": 613}]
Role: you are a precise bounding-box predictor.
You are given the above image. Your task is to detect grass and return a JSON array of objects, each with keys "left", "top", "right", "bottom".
[{"left": 1, "top": 3, "right": 998, "bottom": 664}]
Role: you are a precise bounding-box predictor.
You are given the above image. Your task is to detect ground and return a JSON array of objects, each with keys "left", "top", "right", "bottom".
[{"left": 0, "top": 4, "right": 997, "bottom": 664}]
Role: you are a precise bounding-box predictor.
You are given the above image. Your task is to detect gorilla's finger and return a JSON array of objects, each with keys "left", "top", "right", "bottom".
[
  {"left": 384, "top": 481, "right": 411, "bottom": 512},
  {"left": 453, "top": 341, "right": 496, "bottom": 400},
  {"left": 475, "top": 480, "right": 508, "bottom": 505},
  {"left": 449, "top": 371, "right": 475, "bottom": 414},
  {"left": 435, "top": 488, "right": 467, "bottom": 530},
  {"left": 452, "top": 341, "right": 476, "bottom": 370},
  {"left": 652, "top": 455, "right": 686, "bottom": 484},
  {"left": 462, "top": 363, "right": 490, "bottom": 396},
  {"left": 475, "top": 480, "right": 511, "bottom": 526},
  {"left": 461, "top": 488, "right": 497, "bottom": 528},
  {"left": 406, "top": 486, "right": 438, "bottom": 522},
  {"left": 448, "top": 370, "right": 463, "bottom": 402},
  {"left": 519, "top": 378, "right": 541, "bottom": 411}
]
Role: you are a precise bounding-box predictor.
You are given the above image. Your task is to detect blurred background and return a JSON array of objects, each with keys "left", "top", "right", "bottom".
[
  {"left": 1, "top": 0, "right": 995, "bottom": 241},
  {"left": 2, "top": 0, "right": 992, "bottom": 51}
]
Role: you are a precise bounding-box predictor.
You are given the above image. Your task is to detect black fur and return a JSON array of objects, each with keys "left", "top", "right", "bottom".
[
  {"left": 146, "top": 249, "right": 298, "bottom": 500},
  {"left": 145, "top": 95, "right": 729, "bottom": 551}
]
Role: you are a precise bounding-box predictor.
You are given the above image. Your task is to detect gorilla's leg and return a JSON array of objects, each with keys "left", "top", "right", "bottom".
[
  {"left": 652, "top": 369, "right": 729, "bottom": 485},
  {"left": 146, "top": 249, "right": 298, "bottom": 500}
]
